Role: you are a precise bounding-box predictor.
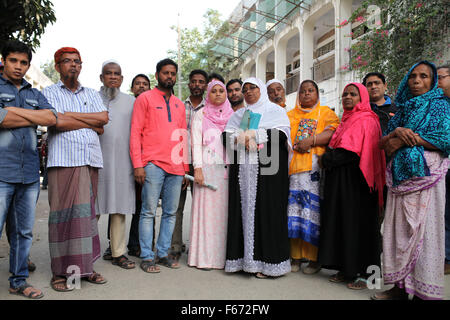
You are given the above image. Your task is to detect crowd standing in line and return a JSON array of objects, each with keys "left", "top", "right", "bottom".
[{"left": 0, "top": 39, "right": 449, "bottom": 300}]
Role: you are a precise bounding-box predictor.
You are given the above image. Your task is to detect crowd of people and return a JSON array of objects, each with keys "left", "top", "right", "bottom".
[{"left": 0, "top": 39, "right": 449, "bottom": 301}]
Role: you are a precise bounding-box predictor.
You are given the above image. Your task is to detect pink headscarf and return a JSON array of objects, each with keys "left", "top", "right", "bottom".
[
  {"left": 202, "top": 80, "right": 234, "bottom": 133},
  {"left": 329, "top": 82, "right": 386, "bottom": 205}
]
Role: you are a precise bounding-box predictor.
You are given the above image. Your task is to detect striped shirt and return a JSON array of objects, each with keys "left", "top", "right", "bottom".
[{"left": 42, "top": 81, "right": 107, "bottom": 168}]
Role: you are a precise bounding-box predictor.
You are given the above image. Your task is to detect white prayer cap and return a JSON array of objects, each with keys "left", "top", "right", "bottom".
[
  {"left": 266, "top": 78, "right": 284, "bottom": 89},
  {"left": 101, "top": 59, "right": 121, "bottom": 71}
]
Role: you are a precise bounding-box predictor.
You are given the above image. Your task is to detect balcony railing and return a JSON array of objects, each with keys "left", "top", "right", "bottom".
[
  {"left": 311, "top": 56, "right": 335, "bottom": 83},
  {"left": 285, "top": 71, "right": 300, "bottom": 95}
]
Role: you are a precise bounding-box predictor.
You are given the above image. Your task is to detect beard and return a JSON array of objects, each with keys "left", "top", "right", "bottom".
[
  {"left": 158, "top": 79, "right": 174, "bottom": 90},
  {"left": 100, "top": 86, "right": 120, "bottom": 101},
  {"left": 230, "top": 96, "right": 244, "bottom": 107}
]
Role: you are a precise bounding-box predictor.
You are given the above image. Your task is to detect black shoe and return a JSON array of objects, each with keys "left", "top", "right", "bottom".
[
  {"left": 28, "top": 259, "right": 36, "bottom": 272},
  {"left": 128, "top": 248, "right": 141, "bottom": 258},
  {"left": 103, "top": 246, "right": 112, "bottom": 260}
]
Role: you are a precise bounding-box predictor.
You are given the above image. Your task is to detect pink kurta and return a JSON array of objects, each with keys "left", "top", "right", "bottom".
[{"left": 188, "top": 110, "right": 229, "bottom": 269}]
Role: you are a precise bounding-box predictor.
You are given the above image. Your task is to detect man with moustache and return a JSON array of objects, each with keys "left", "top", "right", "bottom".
[
  {"left": 226, "top": 79, "right": 245, "bottom": 112},
  {"left": 43, "top": 47, "right": 108, "bottom": 291},
  {"left": 96, "top": 60, "right": 136, "bottom": 270},
  {"left": 266, "top": 79, "right": 287, "bottom": 108},
  {"left": 169, "top": 69, "right": 208, "bottom": 262},
  {"left": 131, "top": 74, "right": 151, "bottom": 98},
  {"left": 130, "top": 58, "right": 189, "bottom": 273},
  {"left": 362, "top": 72, "right": 397, "bottom": 134},
  {"left": 0, "top": 40, "right": 56, "bottom": 299}
]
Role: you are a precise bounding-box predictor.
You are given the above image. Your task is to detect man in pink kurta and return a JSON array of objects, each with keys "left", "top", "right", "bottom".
[{"left": 130, "top": 58, "right": 189, "bottom": 272}]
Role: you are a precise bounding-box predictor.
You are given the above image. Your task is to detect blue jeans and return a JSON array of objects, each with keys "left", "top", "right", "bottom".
[
  {"left": 139, "top": 163, "right": 183, "bottom": 261},
  {"left": 445, "top": 171, "right": 450, "bottom": 262},
  {"left": 0, "top": 180, "right": 39, "bottom": 288}
]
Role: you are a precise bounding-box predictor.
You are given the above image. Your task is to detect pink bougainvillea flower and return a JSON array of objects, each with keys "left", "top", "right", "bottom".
[{"left": 416, "top": 3, "right": 423, "bottom": 8}]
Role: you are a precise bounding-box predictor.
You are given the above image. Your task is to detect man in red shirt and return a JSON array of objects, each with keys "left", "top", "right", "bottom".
[{"left": 130, "top": 59, "right": 189, "bottom": 273}]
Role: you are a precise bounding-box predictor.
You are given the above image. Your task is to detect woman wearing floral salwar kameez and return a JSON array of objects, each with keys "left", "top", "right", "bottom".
[
  {"left": 373, "top": 61, "right": 450, "bottom": 300},
  {"left": 287, "top": 80, "right": 339, "bottom": 274}
]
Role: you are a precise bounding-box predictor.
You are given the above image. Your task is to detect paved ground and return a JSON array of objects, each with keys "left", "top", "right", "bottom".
[{"left": 1, "top": 183, "right": 449, "bottom": 303}]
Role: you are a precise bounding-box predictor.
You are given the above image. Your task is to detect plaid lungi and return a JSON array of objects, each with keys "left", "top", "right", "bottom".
[{"left": 48, "top": 166, "right": 100, "bottom": 277}]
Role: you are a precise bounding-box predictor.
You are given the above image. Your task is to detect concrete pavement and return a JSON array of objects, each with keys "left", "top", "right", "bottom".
[{"left": 1, "top": 184, "right": 449, "bottom": 301}]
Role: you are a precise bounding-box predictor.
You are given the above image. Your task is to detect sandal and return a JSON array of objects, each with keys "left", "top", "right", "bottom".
[
  {"left": 291, "top": 259, "right": 302, "bottom": 273},
  {"left": 255, "top": 272, "right": 268, "bottom": 279},
  {"left": 112, "top": 255, "right": 135, "bottom": 269},
  {"left": 51, "top": 277, "right": 74, "bottom": 292},
  {"left": 303, "top": 261, "right": 321, "bottom": 275},
  {"left": 140, "top": 260, "right": 160, "bottom": 273},
  {"left": 156, "top": 256, "right": 180, "bottom": 269},
  {"left": 329, "top": 272, "right": 345, "bottom": 283},
  {"left": 347, "top": 277, "right": 368, "bottom": 290},
  {"left": 370, "top": 286, "right": 409, "bottom": 300},
  {"left": 86, "top": 271, "right": 107, "bottom": 284},
  {"left": 9, "top": 283, "right": 44, "bottom": 299}
]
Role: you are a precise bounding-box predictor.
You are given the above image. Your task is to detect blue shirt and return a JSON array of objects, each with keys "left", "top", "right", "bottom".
[
  {"left": 0, "top": 75, "right": 56, "bottom": 184},
  {"left": 42, "top": 81, "right": 107, "bottom": 168}
]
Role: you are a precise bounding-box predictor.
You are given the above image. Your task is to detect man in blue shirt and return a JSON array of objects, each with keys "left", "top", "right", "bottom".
[
  {"left": 0, "top": 40, "right": 57, "bottom": 299},
  {"left": 362, "top": 72, "right": 397, "bottom": 134}
]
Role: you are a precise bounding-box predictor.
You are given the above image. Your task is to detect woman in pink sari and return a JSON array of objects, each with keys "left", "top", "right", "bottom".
[{"left": 187, "top": 80, "right": 234, "bottom": 270}]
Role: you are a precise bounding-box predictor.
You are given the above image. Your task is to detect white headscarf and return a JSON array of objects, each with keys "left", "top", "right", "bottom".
[
  {"left": 266, "top": 78, "right": 284, "bottom": 89},
  {"left": 225, "top": 77, "right": 291, "bottom": 147}
]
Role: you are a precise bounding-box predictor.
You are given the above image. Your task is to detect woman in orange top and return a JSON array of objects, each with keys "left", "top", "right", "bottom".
[{"left": 287, "top": 80, "right": 339, "bottom": 274}]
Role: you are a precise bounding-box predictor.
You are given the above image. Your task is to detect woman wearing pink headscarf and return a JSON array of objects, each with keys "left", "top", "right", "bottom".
[
  {"left": 318, "top": 83, "right": 386, "bottom": 290},
  {"left": 187, "top": 80, "right": 234, "bottom": 270}
]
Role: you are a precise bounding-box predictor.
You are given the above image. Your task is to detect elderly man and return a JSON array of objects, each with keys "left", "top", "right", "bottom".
[
  {"left": 96, "top": 60, "right": 136, "bottom": 270},
  {"left": 130, "top": 58, "right": 189, "bottom": 273},
  {"left": 43, "top": 47, "right": 108, "bottom": 292},
  {"left": 266, "top": 79, "right": 287, "bottom": 108},
  {"left": 438, "top": 65, "right": 450, "bottom": 275},
  {"left": 131, "top": 74, "right": 151, "bottom": 98},
  {"left": 169, "top": 69, "right": 208, "bottom": 262},
  {"left": 0, "top": 40, "right": 57, "bottom": 299},
  {"left": 226, "top": 79, "right": 245, "bottom": 112}
]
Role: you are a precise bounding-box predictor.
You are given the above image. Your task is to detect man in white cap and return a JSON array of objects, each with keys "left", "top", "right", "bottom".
[
  {"left": 96, "top": 60, "right": 136, "bottom": 270},
  {"left": 266, "top": 79, "right": 287, "bottom": 108}
]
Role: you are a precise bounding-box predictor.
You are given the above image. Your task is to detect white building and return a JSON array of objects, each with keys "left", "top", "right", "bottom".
[
  {"left": 213, "top": 0, "right": 377, "bottom": 115},
  {"left": 24, "top": 63, "right": 54, "bottom": 91}
]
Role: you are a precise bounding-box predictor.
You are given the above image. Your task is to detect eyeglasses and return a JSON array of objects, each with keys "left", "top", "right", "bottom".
[
  {"left": 438, "top": 75, "right": 450, "bottom": 80},
  {"left": 59, "top": 58, "right": 82, "bottom": 65},
  {"left": 242, "top": 85, "right": 259, "bottom": 94}
]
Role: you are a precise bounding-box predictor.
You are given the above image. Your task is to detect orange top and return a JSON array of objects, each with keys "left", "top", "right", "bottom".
[{"left": 287, "top": 103, "right": 339, "bottom": 175}]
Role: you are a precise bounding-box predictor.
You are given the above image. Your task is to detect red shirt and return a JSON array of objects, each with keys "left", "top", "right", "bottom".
[{"left": 130, "top": 87, "right": 189, "bottom": 176}]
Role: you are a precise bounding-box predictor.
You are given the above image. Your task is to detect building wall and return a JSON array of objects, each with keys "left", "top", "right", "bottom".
[
  {"left": 231, "top": 0, "right": 361, "bottom": 116},
  {"left": 24, "top": 64, "right": 54, "bottom": 91}
]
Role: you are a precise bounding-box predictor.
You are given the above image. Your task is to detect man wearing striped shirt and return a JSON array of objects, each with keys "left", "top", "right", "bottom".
[{"left": 42, "top": 47, "right": 109, "bottom": 292}]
